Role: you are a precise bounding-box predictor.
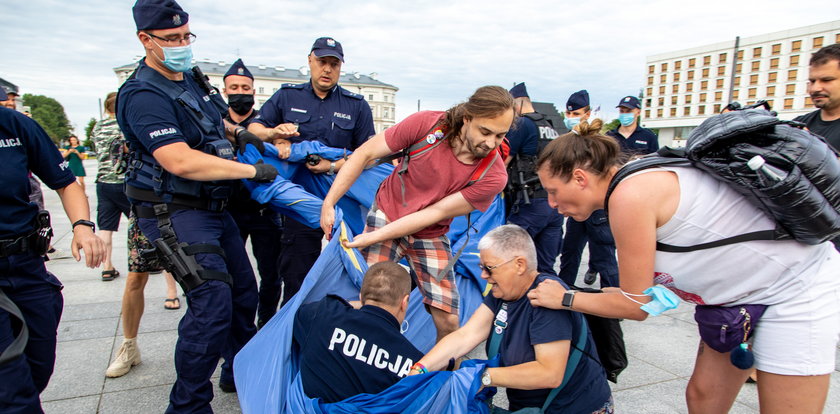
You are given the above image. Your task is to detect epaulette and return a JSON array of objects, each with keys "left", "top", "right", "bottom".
[
  {"left": 326, "top": 294, "right": 353, "bottom": 307},
  {"left": 340, "top": 88, "right": 364, "bottom": 100},
  {"left": 281, "top": 83, "right": 305, "bottom": 89}
]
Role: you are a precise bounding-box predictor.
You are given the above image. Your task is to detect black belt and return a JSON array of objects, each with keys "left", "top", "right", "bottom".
[
  {"left": 125, "top": 186, "right": 227, "bottom": 213},
  {"left": 0, "top": 233, "right": 35, "bottom": 258}
]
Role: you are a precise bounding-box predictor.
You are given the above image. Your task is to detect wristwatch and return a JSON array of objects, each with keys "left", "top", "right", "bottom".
[
  {"left": 481, "top": 369, "right": 492, "bottom": 387},
  {"left": 562, "top": 290, "right": 577, "bottom": 309},
  {"left": 327, "top": 161, "right": 336, "bottom": 176},
  {"left": 72, "top": 219, "right": 96, "bottom": 233}
]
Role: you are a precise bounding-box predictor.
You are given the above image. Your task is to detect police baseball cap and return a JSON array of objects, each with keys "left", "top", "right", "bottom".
[
  {"left": 311, "top": 37, "right": 344, "bottom": 62},
  {"left": 224, "top": 59, "right": 254, "bottom": 80},
  {"left": 566, "top": 90, "right": 589, "bottom": 111},
  {"left": 133, "top": 0, "right": 189, "bottom": 31},
  {"left": 616, "top": 95, "right": 641, "bottom": 109},
  {"left": 509, "top": 83, "right": 529, "bottom": 99}
]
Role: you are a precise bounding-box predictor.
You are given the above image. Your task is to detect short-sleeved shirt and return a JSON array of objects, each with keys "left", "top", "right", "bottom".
[
  {"left": 506, "top": 116, "right": 539, "bottom": 157},
  {"left": 794, "top": 110, "right": 840, "bottom": 151},
  {"left": 252, "top": 81, "right": 374, "bottom": 151},
  {"left": 0, "top": 107, "right": 75, "bottom": 238},
  {"left": 375, "top": 111, "right": 507, "bottom": 238},
  {"left": 92, "top": 117, "right": 125, "bottom": 184},
  {"left": 606, "top": 126, "right": 659, "bottom": 155},
  {"left": 293, "top": 295, "right": 423, "bottom": 403},
  {"left": 483, "top": 274, "right": 611, "bottom": 413}
]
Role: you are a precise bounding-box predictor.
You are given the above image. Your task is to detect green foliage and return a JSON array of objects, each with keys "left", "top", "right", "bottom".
[
  {"left": 22, "top": 94, "right": 72, "bottom": 143},
  {"left": 84, "top": 118, "right": 97, "bottom": 151},
  {"left": 602, "top": 119, "right": 620, "bottom": 132}
]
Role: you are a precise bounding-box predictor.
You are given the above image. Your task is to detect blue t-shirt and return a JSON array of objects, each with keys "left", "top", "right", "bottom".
[
  {"left": 607, "top": 126, "right": 659, "bottom": 155},
  {"left": 293, "top": 295, "right": 424, "bottom": 403},
  {"left": 483, "top": 274, "right": 611, "bottom": 413},
  {"left": 253, "top": 82, "right": 375, "bottom": 151},
  {"left": 0, "top": 107, "right": 75, "bottom": 238},
  {"left": 506, "top": 116, "right": 539, "bottom": 157}
]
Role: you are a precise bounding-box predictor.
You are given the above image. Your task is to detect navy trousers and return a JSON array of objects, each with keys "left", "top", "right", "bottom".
[
  {"left": 0, "top": 252, "right": 63, "bottom": 414},
  {"left": 507, "top": 198, "right": 565, "bottom": 275},
  {"left": 276, "top": 217, "right": 322, "bottom": 307},
  {"left": 138, "top": 208, "right": 257, "bottom": 414},
  {"left": 230, "top": 207, "right": 283, "bottom": 327},
  {"left": 558, "top": 209, "right": 619, "bottom": 288}
]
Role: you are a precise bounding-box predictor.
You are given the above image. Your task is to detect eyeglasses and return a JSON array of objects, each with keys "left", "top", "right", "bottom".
[
  {"left": 479, "top": 257, "right": 516, "bottom": 276},
  {"left": 144, "top": 32, "right": 197, "bottom": 45}
]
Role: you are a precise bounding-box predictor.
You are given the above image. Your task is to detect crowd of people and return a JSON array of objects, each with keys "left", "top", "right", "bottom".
[{"left": 1, "top": 0, "right": 839, "bottom": 412}]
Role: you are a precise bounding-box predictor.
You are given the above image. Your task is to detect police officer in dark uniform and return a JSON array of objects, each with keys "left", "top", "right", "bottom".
[
  {"left": 557, "top": 90, "right": 620, "bottom": 288},
  {"left": 0, "top": 107, "right": 104, "bottom": 412},
  {"left": 605, "top": 95, "right": 659, "bottom": 156},
  {"left": 117, "top": 1, "right": 278, "bottom": 411},
  {"left": 504, "top": 83, "right": 565, "bottom": 275},
  {"left": 222, "top": 59, "right": 283, "bottom": 329},
  {"left": 248, "top": 37, "right": 375, "bottom": 306}
]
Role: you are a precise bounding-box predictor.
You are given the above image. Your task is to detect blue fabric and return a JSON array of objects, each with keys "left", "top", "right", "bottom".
[
  {"left": 505, "top": 116, "right": 539, "bottom": 157},
  {"left": 558, "top": 210, "right": 618, "bottom": 288},
  {"left": 224, "top": 58, "right": 253, "bottom": 80},
  {"left": 508, "top": 83, "right": 528, "bottom": 99},
  {"left": 565, "top": 90, "right": 589, "bottom": 111},
  {"left": 132, "top": 0, "right": 189, "bottom": 31},
  {"left": 0, "top": 108, "right": 75, "bottom": 238},
  {"left": 483, "top": 274, "right": 611, "bottom": 413}
]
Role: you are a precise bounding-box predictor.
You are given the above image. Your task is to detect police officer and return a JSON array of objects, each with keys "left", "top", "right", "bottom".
[
  {"left": 222, "top": 59, "right": 283, "bottom": 329},
  {"left": 248, "top": 37, "right": 375, "bottom": 305},
  {"left": 605, "top": 95, "right": 659, "bottom": 156},
  {"left": 1, "top": 106, "right": 104, "bottom": 412},
  {"left": 557, "top": 90, "right": 620, "bottom": 288},
  {"left": 504, "top": 83, "right": 565, "bottom": 275},
  {"left": 117, "top": 1, "right": 277, "bottom": 411}
]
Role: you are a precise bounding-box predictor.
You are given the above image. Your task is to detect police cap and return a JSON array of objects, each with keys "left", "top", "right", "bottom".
[
  {"left": 616, "top": 95, "right": 641, "bottom": 109},
  {"left": 311, "top": 37, "right": 344, "bottom": 62},
  {"left": 509, "top": 82, "right": 529, "bottom": 99},
  {"left": 133, "top": 0, "right": 189, "bottom": 31},
  {"left": 224, "top": 59, "right": 253, "bottom": 80},
  {"left": 566, "top": 90, "right": 589, "bottom": 111}
]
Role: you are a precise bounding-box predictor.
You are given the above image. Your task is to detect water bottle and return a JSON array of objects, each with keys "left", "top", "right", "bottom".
[{"left": 747, "top": 155, "right": 787, "bottom": 185}]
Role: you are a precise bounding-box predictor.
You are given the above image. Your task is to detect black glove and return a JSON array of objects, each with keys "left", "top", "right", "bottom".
[
  {"left": 235, "top": 127, "right": 265, "bottom": 155},
  {"left": 251, "top": 160, "right": 278, "bottom": 183}
]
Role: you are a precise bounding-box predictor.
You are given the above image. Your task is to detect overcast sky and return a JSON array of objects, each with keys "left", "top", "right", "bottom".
[{"left": 0, "top": 0, "right": 835, "bottom": 137}]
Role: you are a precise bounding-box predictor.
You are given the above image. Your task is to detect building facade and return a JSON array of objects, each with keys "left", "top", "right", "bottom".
[
  {"left": 643, "top": 20, "right": 840, "bottom": 146},
  {"left": 114, "top": 60, "right": 398, "bottom": 133}
]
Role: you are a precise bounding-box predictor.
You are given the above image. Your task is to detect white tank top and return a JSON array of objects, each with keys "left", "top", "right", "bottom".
[{"left": 626, "top": 166, "right": 840, "bottom": 306}]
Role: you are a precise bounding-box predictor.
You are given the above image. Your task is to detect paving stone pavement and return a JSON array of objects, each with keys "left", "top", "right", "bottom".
[{"left": 37, "top": 160, "right": 839, "bottom": 413}]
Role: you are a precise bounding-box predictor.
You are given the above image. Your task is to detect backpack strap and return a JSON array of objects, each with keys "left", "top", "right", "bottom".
[{"left": 540, "top": 315, "right": 588, "bottom": 412}]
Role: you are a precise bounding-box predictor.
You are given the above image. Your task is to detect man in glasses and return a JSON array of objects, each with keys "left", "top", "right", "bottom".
[{"left": 117, "top": 0, "right": 277, "bottom": 411}]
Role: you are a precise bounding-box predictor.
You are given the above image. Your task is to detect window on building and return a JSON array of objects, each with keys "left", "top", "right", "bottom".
[
  {"left": 648, "top": 65, "right": 655, "bottom": 74},
  {"left": 751, "top": 61, "right": 760, "bottom": 71},
  {"left": 753, "top": 47, "right": 762, "bottom": 58},
  {"left": 714, "top": 104, "right": 721, "bottom": 113},
  {"left": 769, "top": 58, "right": 779, "bottom": 69},
  {"left": 786, "top": 84, "right": 796, "bottom": 95},
  {"left": 698, "top": 105, "right": 706, "bottom": 115},
  {"left": 715, "top": 91, "right": 723, "bottom": 100},
  {"left": 703, "top": 55, "right": 711, "bottom": 65},
  {"left": 813, "top": 36, "right": 824, "bottom": 48},
  {"left": 647, "top": 87, "right": 653, "bottom": 96},
  {"left": 716, "top": 79, "right": 724, "bottom": 89},
  {"left": 733, "top": 76, "right": 741, "bottom": 86},
  {"left": 737, "top": 50, "right": 744, "bottom": 60},
  {"left": 658, "top": 97, "right": 665, "bottom": 106},
  {"left": 687, "top": 70, "right": 695, "bottom": 80},
  {"left": 791, "top": 40, "right": 801, "bottom": 52},
  {"left": 272, "top": 88, "right": 278, "bottom": 93},
  {"left": 805, "top": 96, "right": 813, "bottom": 106},
  {"left": 384, "top": 96, "right": 388, "bottom": 102},
  {"left": 671, "top": 96, "right": 678, "bottom": 105},
  {"left": 700, "top": 92, "right": 707, "bottom": 101},
  {"left": 719, "top": 53, "right": 727, "bottom": 63},
  {"left": 735, "top": 63, "right": 742, "bottom": 73},
  {"left": 688, "top": 58, "right": 696, "bottom": 68},
  {"left": 368, "top": 94, "right": 374, "bottom": 100},
  {"left": 670, "top": 108, "right": 677, "bottom": 117},
  {"left": 383, "top": 108, "right": 389, "bottom": 118},
  {"left": 685, "top": 94, "right": 692, "bottom": 104},
  {"left": 646, "top": 98, "right": 652, "bottom": 107},
  {"left": 675, "top": 61, "right": 682, "bottom": 70},
  {"left": 684, "top": 107, "right": 691, "bottom": 116},
  {"left": 750, "top": 74, "right": 759, "bottom": 85},
  {"left": 717, "top": 66, "right": 726, "bottom": 76},
  {"left": 701, "top": 80, "right": 708, "bottom": 90},
  {"left": 661, "top": 62, "right": 668, "bottom": 71},
  {"left": 748, "top": 88, "right": 757, "bottom": 98},
  {"left": 659, "top": 86, "right": 666, "bottom": 94},
  {"left": 767, "top": 85, "right": 776, "bottom": 96},
  {"left": 789, "top": 55, "right": 800, "bottom": 66},
  {"left": 687, "top": 82, "right": 694, "bottom": 92},
  {"left": 645, "top": 109, "right": 651, "bottom": 118},
  {"left": 771, "top": 43, "right": 781, "bottom": 55},
  {"left": 672, "top": 84, "right": 679, "bottom": 93},
  {"left": 258, "top": 87, "right": 264, "bottom": 94},
  {"left": 836, "top": 33, "right": 840, "bottom": 44},
  {"left": 768, "top": 72, "right": 777, "bottom": 83},
  {"left": 788, "top": 69, "right": 797, "bottom": 81},
  {"left": 702, "top": 68, "right": 710, "bottom": 78},
  {"left": 648, "top": 76, "right": 653, "bottom": 86},
  {"left": 674, "top": 72, "right": 681, "bottom": 81},
  {"left": 660, "top": 74, "right": 667, "bottom": 83},
  {"left": 657, "top": 108, "right": 663, "bottom": 117},
  {"left": 784, "top": 98, "right": 793, "bottom": 109}
]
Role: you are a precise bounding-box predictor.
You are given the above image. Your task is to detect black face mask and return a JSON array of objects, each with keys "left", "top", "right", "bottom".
[{"left": 227, "top": 94, "right": 255, "bottom": 116}]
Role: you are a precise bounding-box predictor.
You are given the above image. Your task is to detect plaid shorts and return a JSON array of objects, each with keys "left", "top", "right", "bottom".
[
  {"left": 127, "top": 213, "right": 164, "bottom": 273},
  {"left": 361, "top": 204, "right": 459, "bottom": 314}
]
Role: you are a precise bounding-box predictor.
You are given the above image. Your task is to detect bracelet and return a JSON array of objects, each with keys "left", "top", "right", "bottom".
[
  {"left": 72, "top": 219, "right": 96, "bottom": 233},
  {"left": 410, "top": 362, "right": 428, "bottom": 374},
  {"left": 327, "top": 161, "right": 336, "bottom": 175}
]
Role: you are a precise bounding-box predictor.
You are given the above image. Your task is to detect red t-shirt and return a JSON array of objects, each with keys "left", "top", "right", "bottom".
[{"left": 375, "top": 111, "right": 507, "bottom": 238}]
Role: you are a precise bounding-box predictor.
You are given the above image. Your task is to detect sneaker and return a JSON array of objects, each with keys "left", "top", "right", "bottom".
[
  {"left": 583, "top": 269, "right": 598, "bottom": 285},
  {"left": 106, "top": 338, "right": 142, "bottom": 378}
]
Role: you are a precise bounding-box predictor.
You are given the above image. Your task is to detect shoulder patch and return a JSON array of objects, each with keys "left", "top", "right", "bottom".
[
  {"left": 281, "top": 83, "right": 305, "bottom": 89},
  {"left": 340, "top": 88, "right": 364, "bottom": 100}
]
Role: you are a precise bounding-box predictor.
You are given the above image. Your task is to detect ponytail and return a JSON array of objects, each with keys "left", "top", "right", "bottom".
[{"left": 536, "top": 119, "right": 624, "bottom": 181}]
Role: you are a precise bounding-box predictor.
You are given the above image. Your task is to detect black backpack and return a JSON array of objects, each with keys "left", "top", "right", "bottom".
[{"left": 605, "top": 108, "right": 840, "bottom": 252}]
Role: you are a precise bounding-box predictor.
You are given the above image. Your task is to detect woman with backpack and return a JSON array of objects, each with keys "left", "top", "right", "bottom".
[{"left": 527, "top": 119, "right": 840, "bottom": 413}]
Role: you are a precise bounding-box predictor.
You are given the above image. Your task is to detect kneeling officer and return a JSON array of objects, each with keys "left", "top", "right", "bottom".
[{"left": 117, "top": 0, "right": 278, "bottom": 412}]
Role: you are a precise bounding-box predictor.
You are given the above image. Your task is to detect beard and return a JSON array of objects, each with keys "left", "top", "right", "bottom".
[{"left": 463, "top": 132, "right": 493, "bottom": 159}]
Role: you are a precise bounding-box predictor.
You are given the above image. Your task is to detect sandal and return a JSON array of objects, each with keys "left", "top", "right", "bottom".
[
  {"left": 101, "top": 269, "right": 120, "bottom": 281},
  {"left": 164, "top": 298, "right": 181, "bottom": 310}
]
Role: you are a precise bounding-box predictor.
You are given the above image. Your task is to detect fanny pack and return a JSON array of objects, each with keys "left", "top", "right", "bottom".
[{"left": 694, "top": 304, "right": 768, "bottom": 369}]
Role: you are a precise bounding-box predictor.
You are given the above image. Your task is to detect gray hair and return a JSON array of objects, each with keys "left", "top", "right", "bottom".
[{"left": 477, "top": 224, "right": 537, "bottom": 271}]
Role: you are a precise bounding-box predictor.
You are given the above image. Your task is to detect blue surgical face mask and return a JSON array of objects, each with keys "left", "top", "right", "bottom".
[
  {"left": 618, "top": 113, "right": 636, "bottom": 127},
  {"left": 152, "top": 39, "right": 194, "bottom": 72},
  {"left": 564, "top": 116, "right": 580, "bottom": 131},
  {"left": 621, "top": 285, "right": 681, "bottom": 316}
]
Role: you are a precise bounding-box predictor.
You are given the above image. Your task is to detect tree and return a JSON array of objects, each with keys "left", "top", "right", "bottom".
[
  {"left": 602, "top": 119, "right": 620, "bottom": 132},
  {"left": 84, "top": 117, "right": 97, "bottom": 150},
  {"left": 22, "top": 94, "right": 72, "bottom": 143}
]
